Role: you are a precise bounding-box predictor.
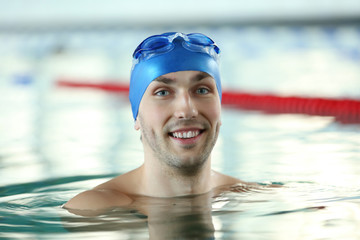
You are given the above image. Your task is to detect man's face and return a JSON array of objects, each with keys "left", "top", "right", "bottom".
[{"left": 135, "top": 71, "right": 222, "bottom": 175}]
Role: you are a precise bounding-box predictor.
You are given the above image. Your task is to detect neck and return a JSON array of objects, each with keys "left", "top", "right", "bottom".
[{"left": 139, "top": 156, "right": 213, "bottom": 198}]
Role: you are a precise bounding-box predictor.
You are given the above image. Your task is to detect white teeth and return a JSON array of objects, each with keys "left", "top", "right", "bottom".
[{"left": 172, "top": 130, "right": 200, "bottom": 139}]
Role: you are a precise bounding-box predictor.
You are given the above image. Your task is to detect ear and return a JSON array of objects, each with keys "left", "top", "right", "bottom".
[{"left": 134, "top": 117, "right": 141, "bottom": 130}]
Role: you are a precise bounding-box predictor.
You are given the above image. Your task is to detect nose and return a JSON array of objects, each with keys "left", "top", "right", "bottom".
[{"left": 173, "top": 91, "right": 198, "bottom": 119}]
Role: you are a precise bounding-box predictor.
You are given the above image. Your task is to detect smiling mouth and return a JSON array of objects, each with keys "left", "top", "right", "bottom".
[{"left": 169, "top": 130, "right": 203, "bottom": 139}]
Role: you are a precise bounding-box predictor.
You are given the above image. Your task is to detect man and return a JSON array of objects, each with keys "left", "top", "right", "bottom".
[{"left": 64, "top": 32, "right": 251, "bottom": 212}]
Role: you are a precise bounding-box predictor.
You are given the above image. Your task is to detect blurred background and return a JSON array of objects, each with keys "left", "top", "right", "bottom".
[{"left": 0, "top": 0, "right": 360, "bottom": 185}]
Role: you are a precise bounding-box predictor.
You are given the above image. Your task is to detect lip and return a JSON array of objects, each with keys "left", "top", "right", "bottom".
[{"left": 168, "top": 127, "right": 205, "bottom": 145}]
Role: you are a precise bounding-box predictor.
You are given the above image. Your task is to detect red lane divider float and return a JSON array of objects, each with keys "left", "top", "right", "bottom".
[
  {"left": 222, "top": 91, "right": 360, "bottom": 124},
  {"left": 57, "top": 79, "right": 360, "bottom": 124},
  {"left": 57, "top": 79, "right": 130, "bottom": 93}
]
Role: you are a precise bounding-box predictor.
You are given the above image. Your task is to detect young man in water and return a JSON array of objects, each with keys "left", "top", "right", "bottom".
[{"left": 64, "top": 32, "right": 252, "bottom": 212}]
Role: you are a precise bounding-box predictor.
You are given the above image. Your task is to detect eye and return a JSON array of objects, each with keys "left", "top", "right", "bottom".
[
  {"left": 155, "top": 89, "right": 170, "bottom": 96},
  {"left": 196, "top": 87, "right": 210, "bottom": 95}
]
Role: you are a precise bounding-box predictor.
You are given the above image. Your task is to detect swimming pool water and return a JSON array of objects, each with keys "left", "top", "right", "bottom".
[
  {"left": 1, "top": 85, "right": 360, "bottom": 239},
  {"left": 1, "top": 25, "right": 360, "bottom": 239}
]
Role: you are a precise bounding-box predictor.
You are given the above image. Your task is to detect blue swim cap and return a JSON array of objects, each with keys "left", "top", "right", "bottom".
[{"left": 129, "top": 32, "right": 222, "bottom": 120}]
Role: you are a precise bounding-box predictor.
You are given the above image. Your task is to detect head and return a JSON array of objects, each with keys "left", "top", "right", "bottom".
[
  {"left": 129, "top": 32, "right": 222, "bottom": 175},
  {"left": 129, "top": 32, "right": 222, "bottom": 120}
]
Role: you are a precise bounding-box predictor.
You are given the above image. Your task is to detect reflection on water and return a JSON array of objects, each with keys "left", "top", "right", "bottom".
[{"left": 1, "top": 177, "right": 360, "bottom": 239}]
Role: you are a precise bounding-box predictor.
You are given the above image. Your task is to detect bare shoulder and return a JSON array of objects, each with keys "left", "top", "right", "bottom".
[
  {"left": 212, "top": 170, "right": 247, "bottom": 186},
  {"left": 63, "top": 168, "right": 141, "bottom": 213},
  {"left": 212, "top": 170, "right": 260, "bottom": 188},
  {"left": 63, "top": 188, "right": 133, "bottom": 212}
]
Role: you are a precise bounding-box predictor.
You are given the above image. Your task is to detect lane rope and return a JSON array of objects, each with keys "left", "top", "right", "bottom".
[{"left": 57, "top": 79, "right": 360, "bottom": 124}]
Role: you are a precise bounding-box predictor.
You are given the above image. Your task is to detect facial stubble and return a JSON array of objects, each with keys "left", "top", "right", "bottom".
[{"left": 139, "top": 116, "right": 220, "bottom": 176}]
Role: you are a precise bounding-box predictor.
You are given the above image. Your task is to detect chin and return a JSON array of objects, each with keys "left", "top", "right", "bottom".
[{"left": 169, "top": 155, "right": 208, "bottom": 174}]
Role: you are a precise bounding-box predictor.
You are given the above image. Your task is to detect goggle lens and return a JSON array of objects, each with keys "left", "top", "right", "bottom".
[
  {"left": 133, "top": 32, "right": 220, "bottom": 62},
  {"left": 187, "top": 33, "right": 214, "bottom": 45}
]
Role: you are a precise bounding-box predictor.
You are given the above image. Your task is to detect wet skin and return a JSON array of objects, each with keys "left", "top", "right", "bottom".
[{"left": 64, "top": 71, "right": 249, "bottom": 211}]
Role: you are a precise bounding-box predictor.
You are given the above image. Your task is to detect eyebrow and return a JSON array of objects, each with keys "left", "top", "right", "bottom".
[
  {"left": 154, "top": 72, "right": 211, "bottom": 84},
  {"left": 154, "top": 76, "right": 175, "bottom": 84},
  {"left": 193, "top": 72, "right": 211, "bottom": 81}
]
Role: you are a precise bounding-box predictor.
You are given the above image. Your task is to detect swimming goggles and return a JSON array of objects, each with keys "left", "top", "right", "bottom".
[{"left": 132, "top": 32, "right": 220, "bottom": 65}]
